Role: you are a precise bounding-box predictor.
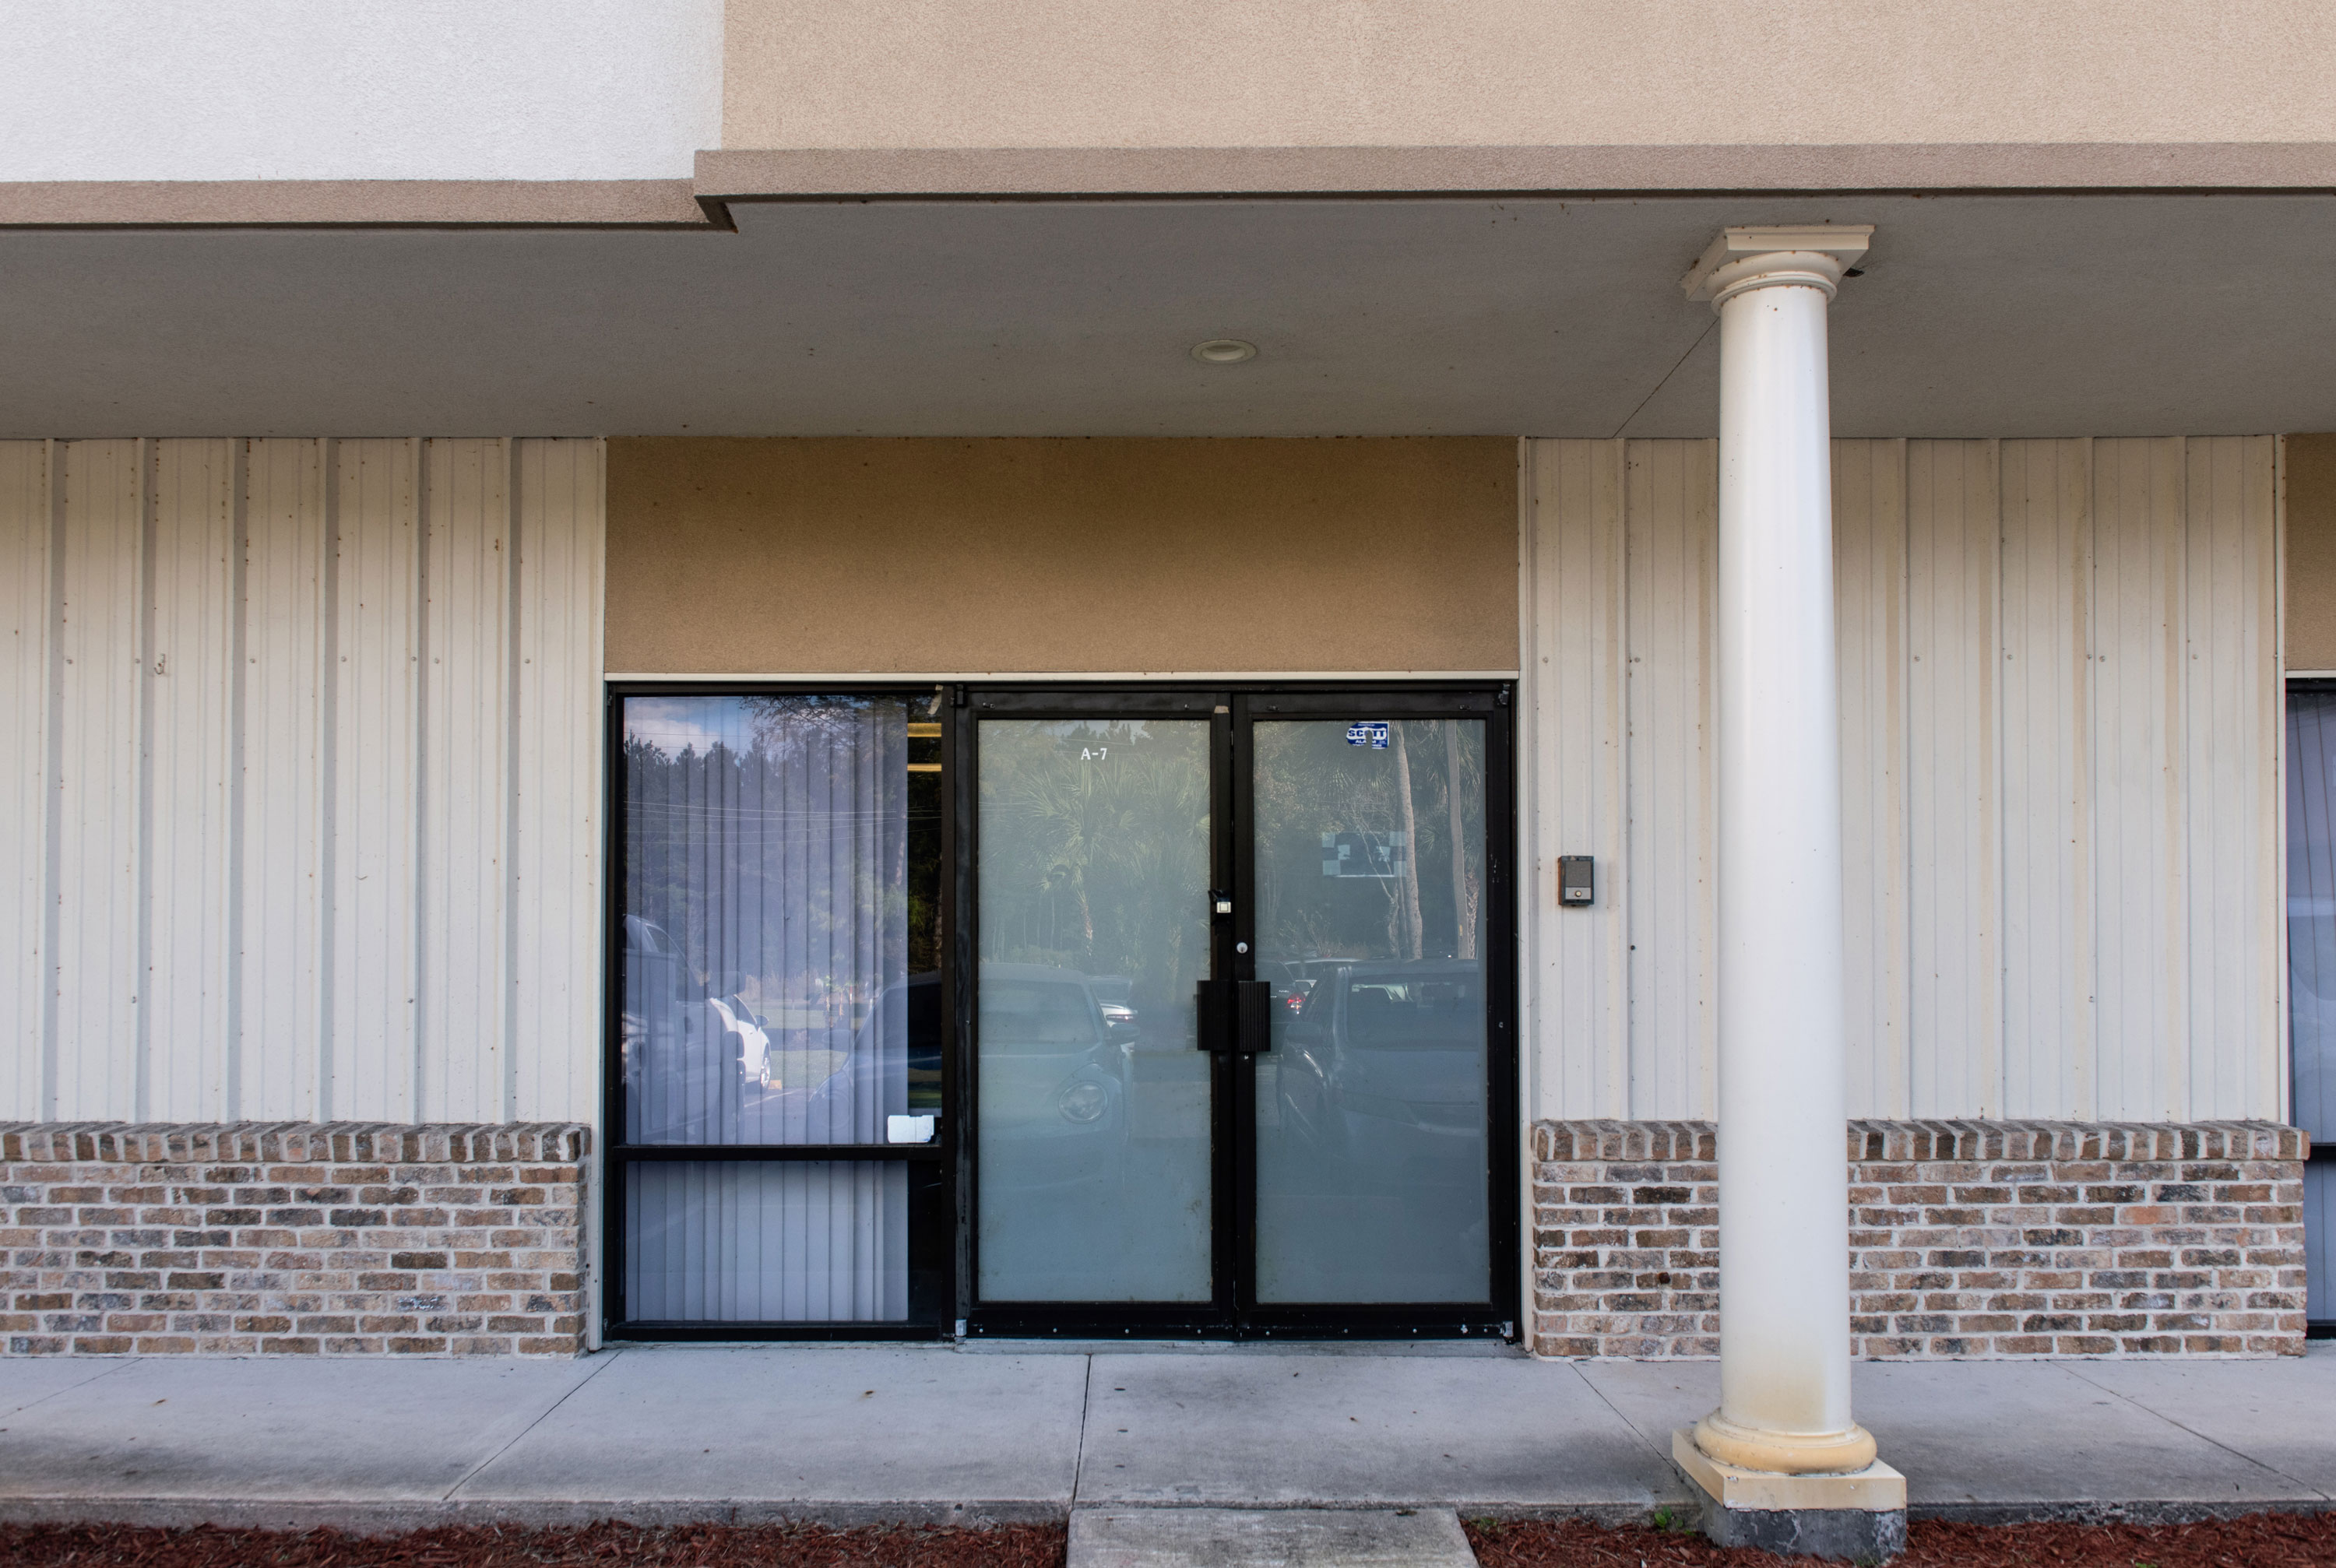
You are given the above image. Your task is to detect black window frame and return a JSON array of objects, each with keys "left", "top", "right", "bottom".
[{"left": 600, "top": 681, "right": 959, "bottom": 1342}]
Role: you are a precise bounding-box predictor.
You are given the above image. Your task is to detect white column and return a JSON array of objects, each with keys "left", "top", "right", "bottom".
[{"left": 1682, "top": 226, "right": 1877, "bottom": 1477}]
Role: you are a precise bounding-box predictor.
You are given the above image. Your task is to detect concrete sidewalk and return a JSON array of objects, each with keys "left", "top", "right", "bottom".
[{"left": 0, "top": 1343, "right": 2331, "bottom": 1531}]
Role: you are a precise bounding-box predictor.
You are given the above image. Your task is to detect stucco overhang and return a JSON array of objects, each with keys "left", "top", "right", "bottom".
[{"left": 1, "top": 176, "right": 2332, "bottom": 438}]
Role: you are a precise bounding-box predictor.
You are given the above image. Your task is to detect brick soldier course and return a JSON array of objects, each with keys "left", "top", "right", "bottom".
[
  {"left": 1, "top": 1122, "right": 588, "bottom": 1356},
  {"left": 1532, "top": 1120, "right": 2307, "bottom": 1360}
]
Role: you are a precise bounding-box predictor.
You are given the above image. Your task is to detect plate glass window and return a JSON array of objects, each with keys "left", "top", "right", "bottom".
[{"left": 614, "top": 694, "right": 943, "bottom": 1325}]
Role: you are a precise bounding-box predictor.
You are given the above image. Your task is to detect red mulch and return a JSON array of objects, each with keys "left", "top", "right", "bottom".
[
  {"left": 1464, "top": 1512, "right": 2336, "bottom": 1566},
  {"left": 4, "top": 1514, "right": 2336, "bottom": 1566},
  {"left": 0, "top": 1522, "right": 1066, "bottom": 1568}
]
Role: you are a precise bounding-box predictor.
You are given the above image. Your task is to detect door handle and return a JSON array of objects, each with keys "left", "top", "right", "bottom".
[{"left": 1196, "top": 979, "right": 1273, "bottom": 1054}]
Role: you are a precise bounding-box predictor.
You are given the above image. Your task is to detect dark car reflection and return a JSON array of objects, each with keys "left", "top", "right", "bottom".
[
  {"left": 802, "top": 971, "right": 943, "bottom": 1137},
  {"left": 977, "top": 963, "right": 1144, "bottom": 1190},
  {"left": 1273, "top": 958, "right": 1486, "bottom": 1186}
]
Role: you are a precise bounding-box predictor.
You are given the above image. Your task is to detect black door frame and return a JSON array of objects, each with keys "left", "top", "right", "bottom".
[{"left": 959, "top": 680, "right": 1518, "bottom": 1340}]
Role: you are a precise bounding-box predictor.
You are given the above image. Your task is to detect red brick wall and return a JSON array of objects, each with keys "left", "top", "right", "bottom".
[
  {"left": 1531, "top": 1119, "right": 2307, "bottom": 1359},
  {"left": 2, "top": 1123, "right": 588, "bottom": 1356}
]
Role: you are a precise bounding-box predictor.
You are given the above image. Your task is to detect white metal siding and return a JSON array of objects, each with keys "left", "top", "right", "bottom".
[
  {"left": 0, "top": 438, "right": 605, "bottom": 1126},
  {"left": 1522, "top": 436, "right": 2282, "bottom": 1123},
  {"left": 0, "top": 442, "right": 51, "bottom": 1120}
]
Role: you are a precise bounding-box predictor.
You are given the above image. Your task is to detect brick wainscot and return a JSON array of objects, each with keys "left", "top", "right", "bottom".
[
  {"left": 1532, "top": 1120, "right": 2307, "bottom": 1359},
  {"left": 2, "top": 1123, "right": 588, "bottom": 1355}
]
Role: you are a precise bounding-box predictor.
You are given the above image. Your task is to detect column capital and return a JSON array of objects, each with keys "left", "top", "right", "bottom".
[{"left": 1680, "top": 224, "right": 1873, "bottom": 310}]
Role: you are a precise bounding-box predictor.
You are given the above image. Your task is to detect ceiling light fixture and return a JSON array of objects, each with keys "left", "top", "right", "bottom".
[{"left": 1191, "top": 339, "right": 1258, "bottom": 364}]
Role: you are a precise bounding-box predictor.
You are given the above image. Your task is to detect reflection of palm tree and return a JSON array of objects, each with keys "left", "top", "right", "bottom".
[
  {"left": 983, "top": 722, "right": 1209, "bottom": 1013},
  {"left": 1391, "top": 726, "right": 1424, "bottom": 961}
]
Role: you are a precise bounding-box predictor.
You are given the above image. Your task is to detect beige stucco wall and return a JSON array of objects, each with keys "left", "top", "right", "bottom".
[
  {"left": 723, "top": 0, "right": 2336, "bottom": 152},
  {"left": 603, "top": 438, "right": 1518, "bottom": 675},
  {"left": 2288, "top": 435, "right": 2336, "bottom": 670}
]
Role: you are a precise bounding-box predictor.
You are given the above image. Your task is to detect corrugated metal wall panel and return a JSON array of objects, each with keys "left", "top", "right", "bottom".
[
  {"left": 2090, "top": 438, "right": 2185, "bottom": 1120},
  {"left": 1520, "top": 440, "right": 1629, "bottom": 1120},
  {"left": 2183, "top": 436, "right": 2282, "bottom": 1120},
  {"left": 1905, "top": 439, "right": 2001, "bottom": 1117},
  {"left": 143, "top": 439, "right": 237, "bottom": 1122},
  {"left": 512, "top": 438, "right": 607, "bottom": 1124},
  {"left": 420, "top": 438, "right": 511, "bottom": 1123},
  {"left": 1998, "top": 439, "right": 2096, "bottom": 1118},
  {"left": 1521, "top": 436, "right": 2283, "bottom": 1123},
  {"left": 51, "top": 440, "right": 145, "bottom": 1123},
  {"left": 331, "top": 438, "right": 422, "bottom": 1123},
  {"left": 0, "top": 442, "right": 50, "bottom": 1122},
  {"left": 1623, "top": 439, "right": 1719, "bottom": 1119},
  {"left": 0, "top": 437, "right": 605, "bottom": 1128},
  {"left": 1834, "top": 439, "right": 1911, "bottom": 1118},
  {"left": 237, "top": 438, "right": 329, "bottom": 1121}
]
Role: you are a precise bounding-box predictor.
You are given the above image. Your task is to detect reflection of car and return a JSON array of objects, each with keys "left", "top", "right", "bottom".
[
  {"left": 708, "top": 993, "right": 774, "bottom": 1088},
  {"left": 1261, "top": 956, "right": 1362, "bottom": 1015},
  {"left": 978, "top": 963, "right": 1126, "bottom": 1189},
  {"left": 620, "top": 916, "right": 732, "bottom": 1142},
  {"left": 1086, "top": 975, "right": 1140, "bottom": 1039},
  {"left": 804, "top": 972, "right": 941, "bottom": 1139},
  {"left": 1275, "top": 959, "right": 1486, "bottom": 1181}
]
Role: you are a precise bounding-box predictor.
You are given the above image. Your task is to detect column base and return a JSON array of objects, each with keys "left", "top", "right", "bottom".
[{"left": 1672, "top": 1429, "right": 1908, "bottom": 1560}]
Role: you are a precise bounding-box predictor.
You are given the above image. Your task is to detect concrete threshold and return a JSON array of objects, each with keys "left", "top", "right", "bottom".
[{"left": 1068, "top": 1506, "right": 1476, "bottom": 1567}]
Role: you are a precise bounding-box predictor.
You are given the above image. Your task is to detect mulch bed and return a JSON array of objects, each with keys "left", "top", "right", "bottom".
[
  {"left": 3, "top": 1514, "right": 2335, "bottom": 1566},
  {"left": 1465, "top": 1512, "right": 2336, "bottom": 1566},
  {"left": 0, "top": 1522, "right": 1067, "bottom": 1568}
]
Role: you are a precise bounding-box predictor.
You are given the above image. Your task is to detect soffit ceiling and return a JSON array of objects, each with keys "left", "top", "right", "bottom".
[{"left": 1, "top": 191, "right": 2329, "bottom": 438}]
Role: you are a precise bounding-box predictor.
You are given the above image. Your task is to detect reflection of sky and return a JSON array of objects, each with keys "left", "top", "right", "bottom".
[{"left": 625, "top": 695, "right": 748, "bottom": 758}]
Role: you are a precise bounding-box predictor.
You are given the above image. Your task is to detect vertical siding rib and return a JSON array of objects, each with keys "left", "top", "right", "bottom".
[
  {"left": 512, "top": 438, "right": 607, "bottom": 1123},
  {"left": 143, "top": 440, "right": 239, "bottom": 1122},
  {"left": 1834, "top": 439, "right": 1911, "bottom": 1119},
  {"left": 2000, "top": 439, "right": 2095, "bottom": 1118},
  {"left": 51, "top": 441, "right": 146, "bottom": 1123},
  {"left": 1905, "top": 441, "right": 2003, "bottom": 1117},
  {"left": 2183, "top": 436, "right": 2281, "bottom": 1119},
  {"left": 1522, "top": 440, "right": 1629, "bottom": 1120},
  {"left": 1624, "top": 439, "right": 1719, "bottom": 1119},
  {"left": 420, "top": 438, "right": 512, "bottom": 1123},
  {"left": 237, "top": 438, "right": 329, "bottom": 1121},
  {"left": 2090, "top": 438, "right": 2186, "bottom": 1120},
  {"left": 0, "top": 443, "right": 51, "bottom": 1121},
  {"left": 331, "top": 439, "right": 421, "bottom": 1123}
]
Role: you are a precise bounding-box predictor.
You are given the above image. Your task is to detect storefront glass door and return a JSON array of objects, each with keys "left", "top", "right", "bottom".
[{"left": 966, "top": 687, "right": 1513, "bottom": 1338}]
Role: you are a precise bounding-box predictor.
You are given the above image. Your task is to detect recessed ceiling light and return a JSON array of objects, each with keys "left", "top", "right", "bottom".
[{"left": 1191, "top": 339, "right": 1258, "bottom": 364}]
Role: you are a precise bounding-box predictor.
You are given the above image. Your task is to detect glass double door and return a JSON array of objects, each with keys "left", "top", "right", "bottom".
[{"left": 966, "top": 688, "right": 1512, "bottom": 1336}]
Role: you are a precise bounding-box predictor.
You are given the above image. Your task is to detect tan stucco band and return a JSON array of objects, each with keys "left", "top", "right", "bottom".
[
  {"left": 697, "top": 143, "right": 2336, "bottom": 202},
  {"left": 2286, "top": 434, "right": 2336, "bottom": 670},
  {"left": 13, "top": 143, "right": 2336, "bottom": 230},
  {"left": 0, "top": 179, "right": 716, "bottom": 228},
  {"left": 605, "top": 437, "right": 1519, "bottom": 676}
]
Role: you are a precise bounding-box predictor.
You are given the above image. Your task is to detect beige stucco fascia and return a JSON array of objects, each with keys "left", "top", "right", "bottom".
[
  {"left": 695, "top": 142, "right": 2336, "bottom": 202},
  {"left": 13, "top": 140, "right": 2336, "bottom": 229}
]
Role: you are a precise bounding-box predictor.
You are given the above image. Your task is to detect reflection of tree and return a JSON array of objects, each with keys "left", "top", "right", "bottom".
[
  {"left": 980, "top": 721, "right": 1210, "bottom": 1016},
  {"left": 1251, "top": 720, "right": 1486, "bottom": 965},
  {"left": 1391, "top": 726, "right": 1424, "bottom": 961},
  {"left": 623, "top": 696, "right": 908, "bottom": 1014}
]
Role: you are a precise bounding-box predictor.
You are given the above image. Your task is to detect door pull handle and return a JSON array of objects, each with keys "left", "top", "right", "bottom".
[
  {"left": 1235, "top": 980, "right": 1272, "bottom": 1055},
  {"left": 1196, "top": 979, "right": 1274, "bottom": 1054}
]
